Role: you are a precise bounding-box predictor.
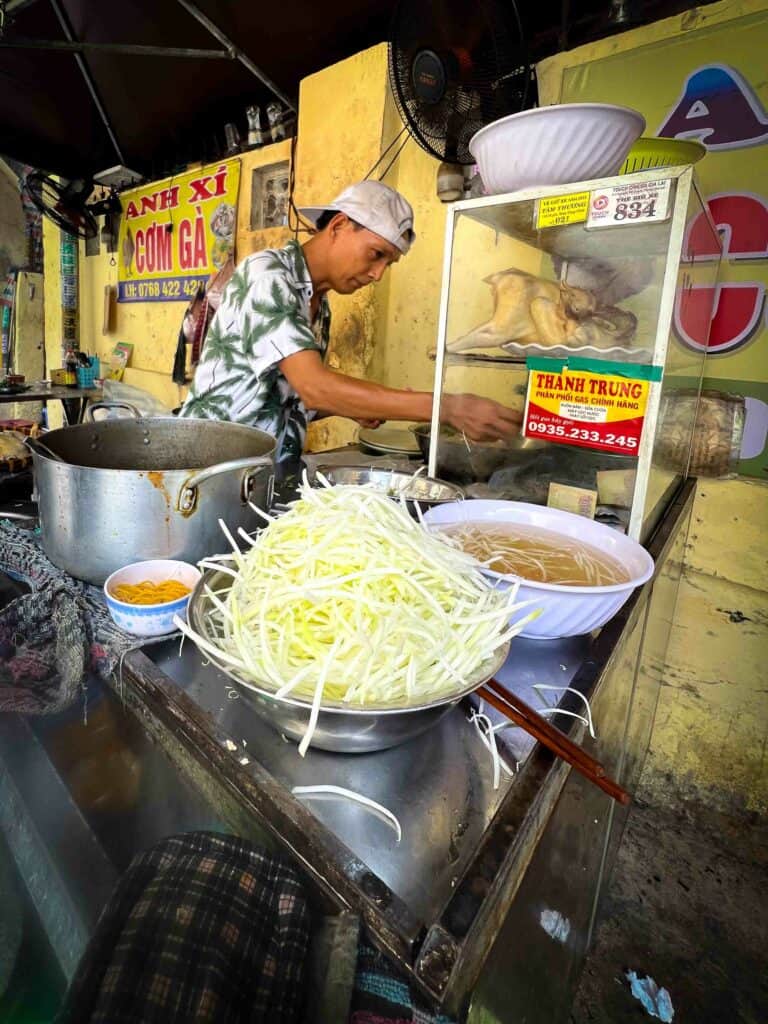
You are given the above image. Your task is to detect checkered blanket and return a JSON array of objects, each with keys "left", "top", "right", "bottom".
[
  {"left": 54, "top": 829, "right": 457, "bottom": 1024},
  {"left": 0, "top": 520, "right": 166, "bottom": 714},
  {"left": 56, "top": 832, "right": 311, "bottom": 1024}
]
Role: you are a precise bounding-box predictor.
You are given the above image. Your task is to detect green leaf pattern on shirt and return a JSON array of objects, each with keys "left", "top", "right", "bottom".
[{"left": 180, "top": 240, "right": 330, "bottom": 461}]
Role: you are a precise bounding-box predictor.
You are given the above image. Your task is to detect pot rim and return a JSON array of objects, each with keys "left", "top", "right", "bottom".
[{"left": 28, "top": 417, "right": 276, "bottom": 472}]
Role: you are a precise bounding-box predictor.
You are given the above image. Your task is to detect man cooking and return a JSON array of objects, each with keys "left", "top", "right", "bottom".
[{"left": 180, "top": 180, "right": 521, "bottom": 461}]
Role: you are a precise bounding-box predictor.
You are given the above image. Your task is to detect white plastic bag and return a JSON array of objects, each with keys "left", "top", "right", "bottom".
[{"left": 96, "top": 380, "right": 175, "bottom": 419}]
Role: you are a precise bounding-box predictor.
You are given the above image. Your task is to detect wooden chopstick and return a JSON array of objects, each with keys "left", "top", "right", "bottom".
[
  {"left": 478, "top": 679, "right": 631, "bottom": 806},
  {"left": 484, "top": 678, "right": 606, "bottom": 777}
]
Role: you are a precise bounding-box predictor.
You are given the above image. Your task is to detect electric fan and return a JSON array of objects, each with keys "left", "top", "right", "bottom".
[
  {"left": 388, "top": 0, "right": 536, "bottom": 165},
  {"left": 22, "top": 172, "right": 120, "bottom": 240}
]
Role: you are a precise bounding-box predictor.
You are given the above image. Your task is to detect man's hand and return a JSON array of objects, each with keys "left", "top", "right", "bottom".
[{"left": 443, "top": 393, "right": 522, "bottom": 443}]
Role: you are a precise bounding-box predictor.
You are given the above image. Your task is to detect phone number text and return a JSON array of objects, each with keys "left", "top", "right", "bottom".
[
  {"left": 118, "top": 276, "right": 207, "bottom": 303},
  {"left": 527, "top": 420, "right": 639, "bottom": 448}
]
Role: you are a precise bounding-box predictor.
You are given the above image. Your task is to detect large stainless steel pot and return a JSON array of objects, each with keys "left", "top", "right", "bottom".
[{"left": 27, "top": 405, "right": 276, "bottom": 584}]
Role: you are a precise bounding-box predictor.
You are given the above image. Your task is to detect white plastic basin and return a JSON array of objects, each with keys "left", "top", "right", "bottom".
[
  {"left": 469, "top": 103, "right": 646, "bottom": 195},
  {"left": 423, "top": 500, "right": 654, "bottom": 640}
]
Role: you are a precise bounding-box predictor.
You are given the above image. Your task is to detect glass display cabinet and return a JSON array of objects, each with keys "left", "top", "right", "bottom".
[{"left": 427, "top": 165, "right": 722, "bottom": 540}]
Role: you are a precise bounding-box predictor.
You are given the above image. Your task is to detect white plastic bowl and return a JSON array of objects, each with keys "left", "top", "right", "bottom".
[
  {"left": 104, "top": 559, "right": 201, "bottom": 637},
  {"left": 423, "top": 500, "right": 654, "bottom": 640},
  {"left": 469, "top": 103, "right": 646, "bottom": 196}
]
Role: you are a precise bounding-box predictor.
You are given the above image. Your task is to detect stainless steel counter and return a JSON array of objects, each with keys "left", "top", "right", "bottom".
[
  {"left": 0, "top": 474, "right": 696, "bottom": 1019},
  {"left": 117, "top": 479, "right": 695, "bottom": 1014},
  {"left": 148, "top": 632, "right": 590, "bottom": 925}
]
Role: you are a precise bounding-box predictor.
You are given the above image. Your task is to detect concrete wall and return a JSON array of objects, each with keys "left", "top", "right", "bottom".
[
  {"left": 76, "top": 141, "right": 292, "bottom": 414},
  {"left": 42, "top": 45, "right": 397, "bottom": 448},
  {"left": 643, "top": 479, "right": 768, "bottom": 817},
  {"left": 370, "top": 99, "right": 542, "bottom": 408},
  {"left": 0, "top": 161, "right": 25, "bottom": 282},
  {"left": 293, "top": 44, "right": 390, "bottom": 451}
]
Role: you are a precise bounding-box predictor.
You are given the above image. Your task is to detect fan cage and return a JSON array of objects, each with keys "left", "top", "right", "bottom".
[
  {"left": 23, "top": 172, "right": 99, "bottom": 241},
  {"left": 388, "top": 0, "right": 533, "bottom": 164}
]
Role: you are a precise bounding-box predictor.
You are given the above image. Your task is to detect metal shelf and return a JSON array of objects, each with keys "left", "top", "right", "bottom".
[{"left": 442, "top": 352, "right": 527, "bottom": 367}]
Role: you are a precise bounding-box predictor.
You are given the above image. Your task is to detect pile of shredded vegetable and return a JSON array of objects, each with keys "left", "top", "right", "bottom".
[
  {"left": 111, "top": 579, "right": 191, "bottom": 605},
  {"left": 175, "top": 475, "right": 537, "bottom": 755}
]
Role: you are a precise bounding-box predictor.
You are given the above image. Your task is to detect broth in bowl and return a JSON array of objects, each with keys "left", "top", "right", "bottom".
[{"left": 440, "top": 521, "right": 630, "bottom": 587}]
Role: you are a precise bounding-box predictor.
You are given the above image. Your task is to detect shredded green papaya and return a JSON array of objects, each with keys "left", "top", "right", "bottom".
[{"left": 176, "top": 475, "right": 537, "bottom": 755}]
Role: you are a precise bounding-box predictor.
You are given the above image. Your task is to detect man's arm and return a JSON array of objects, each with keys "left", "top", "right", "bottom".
[{"left": 279, "top": 349, "right": 521, "bottom": 442}]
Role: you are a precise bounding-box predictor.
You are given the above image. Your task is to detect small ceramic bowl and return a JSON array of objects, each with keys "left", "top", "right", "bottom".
[{"left": 104, "top": 559, "right": 201, "bottom": 637}]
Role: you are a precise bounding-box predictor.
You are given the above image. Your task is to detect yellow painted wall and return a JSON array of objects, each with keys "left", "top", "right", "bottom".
[
  {"left": 536, "top": 0, "right": 768, "bottom": 104},
  {"left": 75, "top": 141, "right": 292, "bottom": 413},
  {"left": 9, "top": 271, "right": 44, "bottom": 421},
  {"left": 368, "top": 87, "right": 447, "bottom": 395},
  {"left": 535, "top": 0, "right": 768, "bottom": 819},
  {"left": 645, "top": 479, "right": 768, "bottom": 816},
  {"left": 42, "top": 216, "right": 65, "bottom": 429},
  {"left": 369, "top": 87, "right": 539, "bottom": 412},
  {"left": 0, "top": 160, "right": 26, "bottom": 281},
  {"left": 293, "top": 44, "right": 392, "bottom": 451}
]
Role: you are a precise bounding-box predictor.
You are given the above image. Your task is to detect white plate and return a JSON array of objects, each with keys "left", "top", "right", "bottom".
[
  {"left": 499, "top": 341, "right": 654, "bottom": 363},
  {"left": 358, "top": 426, "right": 421, "bottom": 456}
]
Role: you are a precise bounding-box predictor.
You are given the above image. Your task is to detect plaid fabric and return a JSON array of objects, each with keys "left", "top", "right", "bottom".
[
  {"left": 57, "top": 832, "right": 310, "bottom": 1024},
  {"left": 350, "top": 943, "right": 456, "bottom": 1024}
]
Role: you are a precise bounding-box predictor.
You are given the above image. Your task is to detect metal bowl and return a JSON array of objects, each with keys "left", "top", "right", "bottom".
[
  {"left": 187, "top": 568, "right": 509, "bottom": 753},
  {"left": 412, "top": 424, "right": 546, "bottom": 484},
  {"left": 315, "top": 464, "right": 464, "bottom": 515}
]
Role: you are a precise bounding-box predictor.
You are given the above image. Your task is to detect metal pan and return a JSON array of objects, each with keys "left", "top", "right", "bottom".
[
  {"left": 187, "top": 567, "right": 509, "bottom": 754},
  {"left": 412, "top": 424, "right": 546, "bottom": 483},
  {"left": 315, "top": 465, "right": 464, "bottom": 516},
  {"left": 358, "top": 426, "right": 421, "bottom": 457}
]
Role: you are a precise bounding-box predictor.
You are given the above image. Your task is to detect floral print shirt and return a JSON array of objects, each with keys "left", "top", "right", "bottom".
[{"left": 180, "top": 240, "right": 330, "bottom": 461}]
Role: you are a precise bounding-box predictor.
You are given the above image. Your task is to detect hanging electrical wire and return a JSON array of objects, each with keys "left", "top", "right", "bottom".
[
  {"left": 288, "top": 131, "right": 314, "bottom": 238},
  {"left": 362, "top": 124, "right": 409, "bottom": 181},
  {"left": 376, "top": 131, "right": 410, "bottom": 182}
]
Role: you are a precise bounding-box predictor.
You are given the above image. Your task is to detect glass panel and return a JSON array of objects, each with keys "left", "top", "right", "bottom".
[
  {"left": 433, "top": 177, "right": 682, "bottom": 532},
  {"left": 640, "top": 180, "right": 721, "bottom": 539}
]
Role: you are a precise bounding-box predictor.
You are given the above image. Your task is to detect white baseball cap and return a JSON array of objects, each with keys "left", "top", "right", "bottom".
[{"left": 298, "top": 180, "right": 416, "bottom": 255}]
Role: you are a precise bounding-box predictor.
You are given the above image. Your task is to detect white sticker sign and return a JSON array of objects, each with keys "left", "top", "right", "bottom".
[{"left": 587, "top": 178, "right": 672, "bottom": 229}]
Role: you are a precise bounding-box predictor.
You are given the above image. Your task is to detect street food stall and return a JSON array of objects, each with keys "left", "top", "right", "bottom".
[
  {"left": 0, "top": 1, "right": 745, "bottom": 1020},
  {"left": 0, "top": 162, "right": 719, "bottom": 1024},
  {"left": 0, "top": 462, "right": 695, "bottom": 1019},
  {"left": 0, "top": 348, "right": 708, "bottom": 1019}
]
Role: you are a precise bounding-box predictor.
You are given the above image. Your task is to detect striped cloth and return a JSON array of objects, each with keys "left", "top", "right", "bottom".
[{"left": 350, "top": 943, "right": 456, "bottom": 1024}]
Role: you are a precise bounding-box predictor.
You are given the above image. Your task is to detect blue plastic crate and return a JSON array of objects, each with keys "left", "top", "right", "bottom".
[{"left": 76, "top": 356, "right": 100, "bottom": 389}]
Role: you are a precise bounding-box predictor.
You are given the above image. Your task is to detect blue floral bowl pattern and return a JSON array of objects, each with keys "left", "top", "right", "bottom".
[{"left": 104, "top": 559, "right": 202, "bottom": 637}]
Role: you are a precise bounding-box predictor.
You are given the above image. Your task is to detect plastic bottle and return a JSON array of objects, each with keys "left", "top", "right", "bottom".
[
  {"left": 246, "top": 105, "right": 265, "bottom": 147},
  {"left": 64, "top": 346, "right": 78, "bottom": 386}
]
